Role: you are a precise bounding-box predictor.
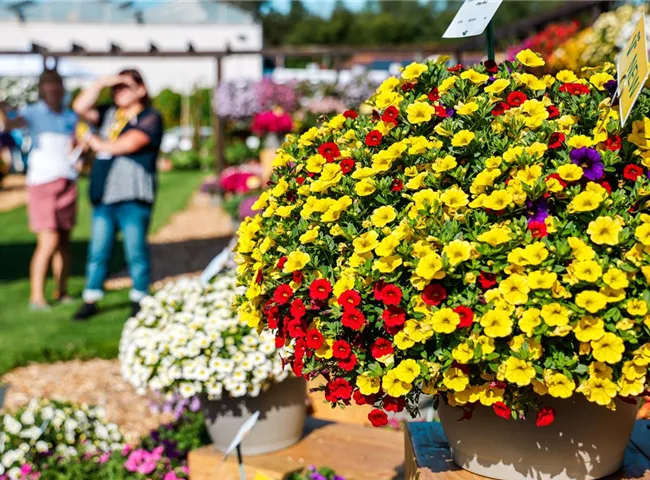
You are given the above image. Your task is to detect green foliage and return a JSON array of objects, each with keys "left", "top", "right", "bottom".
[
  {"left": 139, "top": 410, "right": 211, "bottom": 459},
  {"left": 153, "top": 88, "right": 183, "bottom": 129},
  {"left": 284, "top": 466, "right": 343, "bottom": 480},
  {"left": 170, "top": 150, "right": 203, "bottom": 170}
]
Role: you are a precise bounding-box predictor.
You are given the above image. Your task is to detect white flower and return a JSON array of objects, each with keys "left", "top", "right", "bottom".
[
  {"left": 19, "top": 411, "right": 34, "bottom": 426},
  {"left": 2, "top": 416, "right": 21, "bottom": 435},
  {"left": 35, "top": 441, "right": 49, "bottom": 453}
]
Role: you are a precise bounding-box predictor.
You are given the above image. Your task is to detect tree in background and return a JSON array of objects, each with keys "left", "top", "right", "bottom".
[{"left": 153, "top": 88, "right": 182, "bottom": 129}]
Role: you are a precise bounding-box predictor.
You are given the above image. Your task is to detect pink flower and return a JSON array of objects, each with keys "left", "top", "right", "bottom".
[
  {"left": 164, "top": 472, "right": 182, "bottom": 480},
  {"left": 98, "top": 452, "right": 111, "bottom": 464},
  {"left": 122, "top": 444, "right": 134, "bottom": 456}
]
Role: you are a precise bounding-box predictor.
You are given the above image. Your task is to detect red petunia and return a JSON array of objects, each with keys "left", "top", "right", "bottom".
[
  {"left": 275, "top": 335, "right": 285, "bottom": 348},
  {"left": 318, "top": 142, "right": 340, "bottom": 161},
  {"left": 478, "top": 271, "right": 497, "bottom": 289},
  {"left": 546, "top": 105, "right": 560, "bottom": 119},
  {"left": 368, "top": 409, "right": 389, "bottom": 427},
  {"left": 379, "top": 284, "right": 402, "bottom": 306},
  {"left": 332, "top": 340, "right": 352, "bottom": 359},
  {"left": 290, "top": 298, "right": 306, "bottom": 320},
  {"left": 365, "top": 130, "right": 383, "bottom": 147},
  {"left": 292, "top": 271, "right": 303, "bottom": 284},
  {"left": 447, "top": 64, "right": 463, "bottom": 73},
  {"left": 287, "top": 318, "right": 306, "bottom": 338},
  {"left": 309, "top": 279, "right": 332, "bottom": 301},
  {"left": 342, "top": 308, "right": 366, "bottom": 330},
  {"left": 434, "top": 105, "right": 448, "bottom": 118},
  {"left": 484, "top": 59, "right": 498, "bottom": 74},
  {"left": 273, "top": 284, "right": 293, "bottom": 305},
  {"left": 528, "top": 221, "right": 548, "bottom": 239},
  {"left": 400, "top": 82, "right": 416, "bottom": 92},
  {"left": 292, "top": 357, "right": 304, "bottom": 377},
  {"left": 326, "top": 378, "right": 353, "bottom": 401},
  {"left": 535, "top": 406, "right": 555, "bottom": 427},
  {"left": 373, "top": 280, "right": 386, "bottom": 301},
  {"left": 599, "top": 181, "right": 612, "bottom": 194},
  {"left": 296, "top": 176, "right": 305, "bottom": 185},
  {"left": 343, "top": 109, "right": 358, "bottom": 119},
  {"left": 491, "top": 101, "right": 510, "bottom": 117},
  {"left": 338, "top": 290, "right": 361, "bottom": 308},
  {"left": 353, "top": 390, "right": 377, "bottom": 406},
  {"left": 428, "top": 88, "right": 440, "bottom": 102},
  {"left": 255, "top": 269, "right": 263, "bottom": 284},
  {"left": 604, "top": 135, "right": 621, "bottom": 151},
  {"left": 493, "top": 401, "right": 511, "bottom": 420},
  {"left": 547, "top": 132, "right": 565, "bottom": 149},
  {"left": 559, "top": 83, "right": 590, "bottom": 95},
  {"left": 422, "top": 284, "right": 447, "bottom": 306},
  {"left": 382, "top": 106, "right": 400, "bottom": 125},
  {"left": 624, "top": 164, "right": 644, "bottom": 181},
  {"left": 454, "top": 306, "right": 474, "bottom": 328},
  {"left": 382, "top": 306, "right": 406, "bottom": 328},
  {"left": 338, "top": 353, "right": 357, "bottom": 371},
  {"left": 391, "top": 178, "right": 404, "bottom": 192},
  {"left": 383, "top": 396, "right": 405, "bottom": 413},
  {"left": 276, "top": 256, "right": 287, "bottom": 270},
  {"left": 371, "top": 338, "right": 394, "bottom": 359},
  {"left": 305, "top": 328, "right": 324, "bottom": 350},
  {"left": 507, "top": 91, "right": 527, "bottom": 107},
  {"left": 340, "top": 158, "right": 355, "bottom": 174}
]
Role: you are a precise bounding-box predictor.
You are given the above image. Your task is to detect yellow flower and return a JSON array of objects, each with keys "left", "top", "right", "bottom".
[
  {"left": 443, "top": 367, "right": 469, "bottom": 392},
  {"left": 283, "top": 251, "right": 310, "bottom": 273},
  {"left": 375, "top": 91, "right": 403, "bottom": 109},
  {"left": 591, "top": 332, "right": 625, "bottom": 364},
  {"left": 375, "top": 235, "right": 399, "bottom": 257},
  {"left": 568, "top": 191, "right": 603, "bottom": 213},
  {"left": 574, "top": 316, "right": 605, "bottom": 342},
  {"left": 438, "top": 76, "right": 458, "bottom": 93},
  {"left": 504, "top": 357, "right": 536, "bottom": 386},
  {"left": 478, "top": 384, "right": 504, "bottom": 406},
  {"left": 376, "top": 77, "right": 400, "bottom": 93},
  {"left": 275, "top": 205, "right": 296, "bottom": 218},
  {"left": 306, "top": 154, "right": 327, "bottom": 173},
  {"left": 394, "top": 359, "right": 421, "bottom": 383},
  {"left": 519, "top": 308, "right": 542, "bottom": 336},
  {"left": 402, "top": 62, "right": 428, "bottom": 80},
  {"left": 442, "top": 240, "right": 472, "bottom": 266},
  {"left": 584, "top": 377, "right": 618, "bottom": 406},
  {"left": 370, "top": 206, "right": 397, "bottom": 228},
  {"left": 455, "top": 101, "right": 479, "bottom": 116},
  {"left": 451, "top": 130, "right": 475, "bottom": 147},
  {"left": 589, "top": 72, "right": 614, "bottom": 91},
  {"left": 483, "top": 190, "right": 513, "bottom": 211},
  {"left": 460, "top": 69, "right": 489, "bottom": 84},
  {"left": 516, "top": 49, "right": 545, "bottom": 67},
  {"left": 433, "top": 155, "right": 457, "bottom": 173},
  {"left": 602, "top": 268, "right": 629, "bottom": 290},
  {"left": 416, "top": 253, "right": 444, "bottom": 280},
  {"left": 556, "top": 70, "right": 577, "bottom": 83},
  {"left": 527, "top": 271, "right": 557, "bottom": 289},
  {"left": 372, "top": 255, "right": 403, "bottom": 274},
  {"left": 509, "top": 335, "right": 542, "bottom": 359},
  {"left": 356, "top": 374, "right": 380, "bottom": 395},
  {"left": 431, "top": 308, "right": 460, "bottom": 334},
  {"left": 589, "top": 361, "right": 613, "bottom": 379},
  {"left": 523, "top": 242, "right": 548, "bottom": 266},
  {"left": 477, "top": 226, "right": 512, "bottom": 246},
  {"left": 299, "top": 227, "right": 320, "bottom": 243},
  {"left": 521, "top": 99, "right": 549, "bottom": 127},
  {"left": 480, "top": 309, "right": 512, "bottom": 338},
  {"left": 382, "top": 369, "right": 412, "bottom": 397},
  {"left": 568, "top": 237, "right": 595, "bottom": 260},
  {"left": 601, "top": 286, "right": 626, "bottom": 303},
  {"left": 567, "top": 134, "right": 594, "bottom": 148},
  {"left": 485, "top": 78, "right": 510, "bottom": 94},
  {"left": 406, "top": 101, "right": 435, "bottom": 124},
  {"left": 627, "top": 299, "right": 648, "bottom": 316},
  {"left": 394, "top": 330, "right": 415, "bottom": 350},
  {"left": 355, "top": 178, "right": 376, "bottom": 196},
  {"left": 516, "top": 165, "right": 542, "bottom": 185},
  {"left": 541, "top": 302, "right": 571, "bottom": 327},
  {"left": 635, "top": 223, "right": 650, "bottom": 246},
  {"left": 557, "top": 164, "right": 584, "bottom": 182},
  {"left": 499, "top": 274, "right": 529, "bottom": 305},
  {"left": 353, "top": 231, "right": 379, "bottom": 254},
  {"left": 572, "top": 260, "right": 603, "bottom": 282},
  {"left": 452, "top": 343, "right": 474, "bottom": 364},
  {"left": 576, "top": 290, "right": 608, "bottom": 313},
  {"left": 441, "top": 186, "right": 469, "bottom": 209},
  {"left": 546, "top": 372, "right": 575, "bottom": 398},
  {"left": 587, "top": 216, "right": 622, "bottom": 245}
]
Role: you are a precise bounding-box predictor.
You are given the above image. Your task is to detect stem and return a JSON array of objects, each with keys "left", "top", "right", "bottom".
[{"left": 486, "top": 21, "right": 495, "bottom": 62}]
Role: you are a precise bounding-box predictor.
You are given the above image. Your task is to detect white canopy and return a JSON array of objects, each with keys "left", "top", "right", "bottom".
[{"left": 0, "top": 55, "right": 94, "bottom": 78}]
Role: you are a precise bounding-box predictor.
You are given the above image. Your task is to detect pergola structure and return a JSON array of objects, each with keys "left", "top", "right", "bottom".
[{"left": 0, "top": 0, "right": 614, "bottom": 173}]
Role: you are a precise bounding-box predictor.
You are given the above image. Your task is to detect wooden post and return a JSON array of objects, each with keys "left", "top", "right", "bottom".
[
  {"left": 486, "top": 21, "right": 495, "bottom": 62},
  {"left": 214, "top": 55, "right": 226, "bottom": 175}
]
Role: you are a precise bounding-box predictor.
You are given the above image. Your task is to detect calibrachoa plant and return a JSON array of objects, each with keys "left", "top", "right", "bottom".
[
  {"left": 119, "top": 271, "right": 290, "bottom": 401},
  {"left": 235, "top": 49, "right": 650, "bottom": 428},
  {"left": 0, "top": 399, "right": 123, "bottom": 479}
]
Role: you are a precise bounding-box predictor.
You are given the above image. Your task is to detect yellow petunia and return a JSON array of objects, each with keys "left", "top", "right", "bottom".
[
  {"left": 442, "top": 367, "right": 469, "bottom": 392},
  {"left": 355, "top": 178, "right": 376, "bottom": 196},
  {"left": 402, "top": 62, "right": 428, "bottom": 80},
  {"left": 431, "top": 308, "right": 460, "bottom": 334},
  {"left": 455, "top": 101, "right": 479, "bottom": 116},
  {"left": 516, "top": 49, "right": 545, "bottom": 67},
  {"left": 461, "top": 69, "right": 489, "bottom": 84},
  {"left": 499, "top": 274, "right": 529, "bottom": 305},
  {"left": 557, "top": 164, "right": 583, "bottom": 182},
  {"left": 441, "top": 186, "right": 469, "bottom": 209},
  {"left": 568, "top": 191, "right": 603, "bottom": 213},
  {"left": 283, "top": 251, "right": 310, "bottom": 273},
  {"left": 587, "top": 216, "right": 622, "bottom": 245},
  {"left": 504, "top": 357, "right": 536, "bottom": 386},
  {"left": 394, "top": 359, "right": 421, "bottom": 383},
  {"left": 485, "top": 78, "right": 510, "bottom": 94},
  {"left": 356, "top": 374, "right": 380, "bottom": 395},
  {"left": 406, "top": 101, "right": 435, "bottom": 124},
  {"left": 576, "top": 290, "right": 608, "bottom": 314},
  {"left": 416, "top": 253, "right": 444, "bottom": 280},
  {"left": 371, "top": 206, "right": 397, "bottom": 228},
  {"left": 382, "top": 369, "right": 412, "bottom": 397},
  {"left": 627, "top": 299, "right": 648, "bottom": 317},
  {"left": 574, "top": 316, "right": 605, "bottom": 343},
  {"left": 372, "top": 255, "right": 403, "bottom": 274},
  {"left": 451, "top": 130, "right": 475, "bottom": 147},
  {"left": 480, "top": 309, "right": 512, "bottom": 338},
  {"left": 442, "top": 240, "right": 472, "bottom": 266},
  {"left": 546, "top": 372, "right": 575, "bottom": 398},
  {"left": 591, "top": 332, "right": 625, "bottom": 364},
  {"left": 541, "top": 303, "right": 570, "bottom": 327}
]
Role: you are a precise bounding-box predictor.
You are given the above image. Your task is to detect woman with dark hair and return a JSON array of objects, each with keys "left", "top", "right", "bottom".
[
  {"left": 0, "top": 70, "right": 78, "bottom": 310},
  {"left": 72, "top": 69, "right": 163, "bottom": 320}
]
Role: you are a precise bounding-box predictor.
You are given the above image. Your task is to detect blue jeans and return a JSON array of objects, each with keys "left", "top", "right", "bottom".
[{"left": 83, "top": 201, "right": 152, "bottom": 303}]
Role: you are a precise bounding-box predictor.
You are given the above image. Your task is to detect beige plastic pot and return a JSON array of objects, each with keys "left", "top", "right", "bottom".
[
  {"left": 438, "top": 395, "right": 638, "bottom": 480},
  {"left": 201, "top": 377, "right": 306, "bottom": 456}
]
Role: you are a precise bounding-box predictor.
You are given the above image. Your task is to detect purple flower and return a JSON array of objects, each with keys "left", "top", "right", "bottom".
[
  {"left": 527, "top": 198, "right": 549, "bottom": 224},
  {"left": 239, "top": 195, "right": 261, "bottom": 220},
  {"left": 570, "top": 147, "right": 604, "bottom": 181},
  {"left": 604, "top": 79, "right": 617, "bottom": 96},
  {"left": 189, "top": 396, "right": 201, "bottom": 412},
  {"left": 333, "top": 476, "right": 346, "bottom": 480},
  {"left": 310, "top": 473, "right": 327, "bottom": 480}
]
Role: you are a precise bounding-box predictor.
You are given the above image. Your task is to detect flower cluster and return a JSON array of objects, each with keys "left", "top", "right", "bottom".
[
  {"left": 285, "top": 465, "right": 346, "bottom": 480},
  {"left": 251, "top": 110, "right": 294, "bottom": 137},
  {"left": 506, "top": 20, "right": 581, "bottom": 67},
  {"left": 0, "top": 399, "right": 123, "bottom": 479},
  {"left": 119, "top": 271, "right": 290, "bottom": 401},
  {"left": 235, "top": 50, "right": 650, "bottom": 426},
  {"left": 219, "top": 162, "right": 263, "bottom": 195}
]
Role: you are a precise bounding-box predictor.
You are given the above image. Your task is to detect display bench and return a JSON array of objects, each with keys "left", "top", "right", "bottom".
[{"left": 404, "top": 420, "right": 650, "bottom": 480}]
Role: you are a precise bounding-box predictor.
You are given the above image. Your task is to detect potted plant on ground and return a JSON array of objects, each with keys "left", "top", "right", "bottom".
[
  {"left": 119, "top": 271, "right": 305, "bottom": 455},
  {"left": 252, "top": 109, "right": 294, "bottom": 183},
  {"left": 234, "top": 49, "right": 650, "bottom": 479}
]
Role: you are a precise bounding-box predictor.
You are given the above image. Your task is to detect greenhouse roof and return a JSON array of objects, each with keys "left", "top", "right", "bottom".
[{"left": 0, "top": 1, "right": 257, "bottom": 25}]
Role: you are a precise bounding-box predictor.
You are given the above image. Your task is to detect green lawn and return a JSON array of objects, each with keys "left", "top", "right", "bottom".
[{"left": 0, "top": 171, "right": 204, "bottom": 376}]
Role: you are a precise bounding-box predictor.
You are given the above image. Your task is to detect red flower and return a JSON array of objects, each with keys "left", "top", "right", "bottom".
[
  {"left": 535, "top": 406, "right": 555, "bottom": 427},
  {"left": 383, "top": 396, "right": 405, "bottom": 413},
  {"left": 255, "top": 269, "right": 263, "bottom": 284},
  {"left": 275, "top": 336, "right": 285, "bottom": 348},
  {"left": 306, "top": 328, "right": 324, "bottom": 350},
  {"left": 382, "top": 106, "right": 399, "bottom": 125},
  {"left": 296, "top": 176, "right": 305, "bottom": 185},
  {"left": 338, "top": 353, "right": 357, "bottom": 371},
  {"left": 309, "top": 279, "right": 332, "bottom": 301},
  {"left": 318, "top": 142, "right": 340, "bottom": 161},
  {"left": 326, "top": 378, "right": 353, "bottom": 401},
  {"left": 273, "top": 284, "right": 293, "bottom": 305},
  {"left": 559, "top": 83, "right": 590, "bottom": 95},
  {"left": 391, "top": 178, "right": 404, "bottom": 192},
  {"left": 292, "top": 357, "right": 304, "bottom": 377},
  {"left": 546, "top": 105, "right": 560, "bottom": 119},
  {"left": 371, "top": 338, "right": 394, "bottom": 359},
  {"left": 343, "top": 109, "right": 358, "bottom": 119},
  {"left": 340, "top": 158, "right": 355, "bottom": 174},
  {"left": 478, "top": 271, "right": 497, "bottom": 289},
  {"left": 493, "top": 401, "right": 511, "bottom": 420},
  {"left": 373, "top": 281, "right": 386, "bottom": 301},
  {"left": 483, "top": 60, "right": 498, "bottom": 74},
  {"left": 447, "top": 64, "right": 463, "bottom": 72},
  {"left": 604, "top": 135, "right": 621, "bottom": 151},
  {"left": 290, "top": 298, "right": 306, "bottom": 320},
  {"left": 368, "top": 409, "right": 388, "bottom": 427},
  {"left": 353, "top": 390, "right": 377, "bottom": 406},
  {"left": 400, "top": 82, "right": 416, "bottom": 92},
  {"left": 422, "top": 284, "right": 447, "bottom": 306},
  {"left": 382, "top": 306, "right": 406, "bottom": 328},
  {"left": 338, "top": 290, "right": 361, "bottom": 308},
  {"left": 547, "top": 132, "right": 565, "bottom": 149},
  {"left": 287, "top": 318, "right": 306, "bottom": 338},
  {"left": 292, "top": 271, "right": 303, "bottom": 284},
  {"left": 276, "top": 256, "right": 287, "bottom": 270},
  {"left": 507, "top": 91, "right": 527, "bottom": 107},
  {"left": 365, "top": 130, "right": 383, "bottom": 147},
  {"left": 380, "top": 284, "right": 402, "bottom": 306},
  {"left": 624, "top": 164, "right": 644, "bottom": 181},
  {"left": 454, "top": 306, "right": 474, "bottom": 328},
  {"left": 428, "top": 88, "right": 440, "bottom": 102},
  {"left": 491, "top": 101, "right": 510, "bottom": 117},
  {"left": 599, "top": 181, "right": 612, "bottom": 194},
  {"left": 342, "top": 308, "right": 366, "bottom": 330},
  {"left": 332, "top": 340, "right": 351, "bottom": 359},
  {"left": 528, "top": 221, "right": 548, "bottom": 239},
  {"left": 546, "top": 173, "right": 567, "bottom": 188},
  {"left": 434, "top": 105, "right": 448, "bottom": 118}
]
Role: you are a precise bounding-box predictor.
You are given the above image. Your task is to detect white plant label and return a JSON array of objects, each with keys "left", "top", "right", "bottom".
[
  {"left": 223, "top": 410, "right": 261, "bottom": 457},
  {"left": 443, "top": 0, "right": 503, "bottom": 38}
]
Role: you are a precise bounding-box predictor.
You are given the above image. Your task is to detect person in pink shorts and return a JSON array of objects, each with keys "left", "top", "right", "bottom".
[{"left": 0, "top": 70, "right": 78, "bottom": 309}]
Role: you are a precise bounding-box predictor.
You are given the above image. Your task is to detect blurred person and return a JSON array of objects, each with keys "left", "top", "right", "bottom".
[
  {"left": 0, "top": 70, "right": 78, "bottom": 310},
  {"left": 72, "top": 69, "right": 163, "bottom": 321}
]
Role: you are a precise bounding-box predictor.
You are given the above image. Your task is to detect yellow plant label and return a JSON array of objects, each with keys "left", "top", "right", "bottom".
[
  {"left": 618, "top": 14, "right": 649, "bottom": 126},
  {"left": 253, "top": 473, "right": 276, "bottom": 480}
]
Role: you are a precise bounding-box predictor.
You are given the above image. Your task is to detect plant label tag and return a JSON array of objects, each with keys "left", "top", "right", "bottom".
[
  {"left": 223, "top": 410, "right": 261, "bottom": 457},
  {"left": 618, "top": 14, "right": 649, "bottom": 126},
  {"left": 443, "top": 0, "right": 503, "bottom": 38}
]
